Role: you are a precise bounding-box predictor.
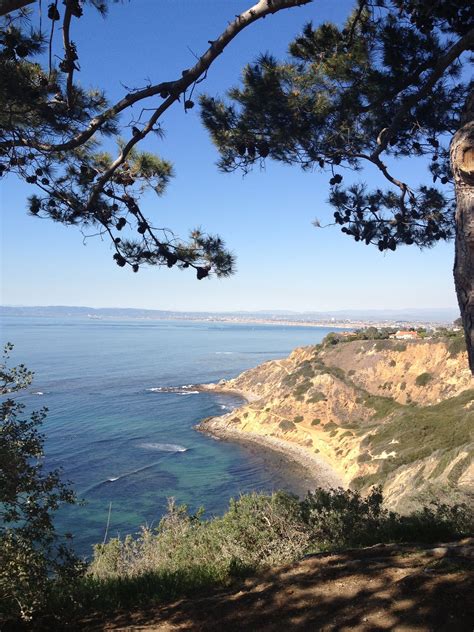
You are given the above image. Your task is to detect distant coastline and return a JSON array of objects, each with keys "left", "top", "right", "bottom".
[{"left": 1, "top": 304, "right": 459, "bottom": 332}]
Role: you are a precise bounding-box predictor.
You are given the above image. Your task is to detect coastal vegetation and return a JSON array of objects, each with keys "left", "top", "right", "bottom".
[
  {"left": 1, "top": 487, "right": 472, "bottom": 627},
  {"left": 0, "top": 345, "right": 82, "bottom": 624}
]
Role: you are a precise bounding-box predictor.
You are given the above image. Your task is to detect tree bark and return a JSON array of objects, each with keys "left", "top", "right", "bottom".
[{"left": 452, "top": 91, "right": 474, "bottom": 373}]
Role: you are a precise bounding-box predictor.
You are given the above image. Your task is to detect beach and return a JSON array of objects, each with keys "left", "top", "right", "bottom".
[{"left": 195, "top": 380, "right": 344, "bottom": 495}]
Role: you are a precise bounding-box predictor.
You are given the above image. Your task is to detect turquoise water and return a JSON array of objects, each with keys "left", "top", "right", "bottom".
[{"left": 1, "top": 317, "right": 334, "bottom": 557}]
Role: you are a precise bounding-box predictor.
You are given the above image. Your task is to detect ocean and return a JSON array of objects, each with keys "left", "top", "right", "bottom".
[{"left": 1, "top": 316, "right": 334, "bottom": 557}]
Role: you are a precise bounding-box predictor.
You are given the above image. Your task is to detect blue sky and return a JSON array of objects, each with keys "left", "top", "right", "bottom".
[{"left": 0, "top": 0, "right": 458, "bottom": 312}]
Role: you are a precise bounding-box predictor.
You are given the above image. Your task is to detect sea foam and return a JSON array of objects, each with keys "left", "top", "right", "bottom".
[
  {"left": 138, "top": 442, "right": 188, "bottom": 452},
  {"left": 147, "top": 386, "right": 199, "bottom": 395}
]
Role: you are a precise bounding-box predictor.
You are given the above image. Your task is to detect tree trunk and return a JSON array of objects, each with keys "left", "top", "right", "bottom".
[{"left": 451, "top": 92, "right": 474, "bottom": 373}]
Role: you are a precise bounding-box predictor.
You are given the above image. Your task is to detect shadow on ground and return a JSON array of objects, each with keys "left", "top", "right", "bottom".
[{"left": 85, "top": 539, "right": 474, "bottom": 631}]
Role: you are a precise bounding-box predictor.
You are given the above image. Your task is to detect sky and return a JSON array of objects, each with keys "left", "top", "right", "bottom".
[{"left": 0, "top": 0, "right": 459, "bottom": 313}]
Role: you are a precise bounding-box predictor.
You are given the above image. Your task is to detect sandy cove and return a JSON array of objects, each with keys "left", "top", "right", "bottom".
[{"left": 195, "top": 382, "right": 344, "bottom": 492}]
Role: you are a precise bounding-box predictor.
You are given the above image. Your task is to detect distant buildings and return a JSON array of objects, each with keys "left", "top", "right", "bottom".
[{"left": 391, "top": 330, "right": 419, "bottom": 340}]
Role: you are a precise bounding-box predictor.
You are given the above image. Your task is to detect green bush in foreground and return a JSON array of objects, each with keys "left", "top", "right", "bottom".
[
  {"left": 0, "top": 345, "right": 83, "bottom": 625},
  {"left": 4, "top": 487, "right": 473, "bottom": 626},
  {"left": 0, "top": 487, "right": 474, "bottom": 629},
  {"left": 81, "top": 488, "right": 473, "bottom": 614}
]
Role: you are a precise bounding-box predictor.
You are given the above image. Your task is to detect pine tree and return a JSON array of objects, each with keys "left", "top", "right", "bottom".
[
  {"left": 200, "top": 1, "right": 474, "bottom": 370},
  {"left": 0, "top": 0, "right": 309, "bottom": 280}
]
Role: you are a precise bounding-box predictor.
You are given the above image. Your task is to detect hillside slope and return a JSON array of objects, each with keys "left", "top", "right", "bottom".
[{"left": 198, "top": 338, "right": 474, "bottom": 512}]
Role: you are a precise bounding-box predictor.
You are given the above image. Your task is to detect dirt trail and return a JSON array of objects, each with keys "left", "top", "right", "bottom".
[{"left": 84, "top": 539, "right": 474, "bottom": 631}]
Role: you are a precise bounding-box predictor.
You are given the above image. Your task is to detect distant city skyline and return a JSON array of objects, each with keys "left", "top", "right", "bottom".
[{"left": 0, "top": 0, "right": 458, "bottom": 313}]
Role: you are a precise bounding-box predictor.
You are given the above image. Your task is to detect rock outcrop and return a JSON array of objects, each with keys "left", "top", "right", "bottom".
[{"left": 198, "top": 338, "right": 474, "bottom": 512}]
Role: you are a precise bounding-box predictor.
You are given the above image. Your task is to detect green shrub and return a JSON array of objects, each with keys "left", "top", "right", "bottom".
[
  {"left": 448, "top": 337, "right": 465, "bottom": 357},
  {"left": 297, "top": 361, "right": 315, "bottom": 379},
  {"left": 362, "top": 390, "right": 474, "bottom": 474},
  {"left": 279, "top": 420, "right": 296, "bottom": 432},
  {"left": 307, "top": 391, "right": 326, "bottom": 404},
  {"left": 311, "top": 418, "right": 321, "bottom": 426},
  {"left": 293, "top": 380, "right": 312, "bottom": 401},
  {"left": 76, "top": 488, "right": 474, "bottom": 618},
  {"left": 89, "top": 493, "right": 308, "bottom": 601},
  {"left": 364, "top": 394, "right": 399, "bottom": 419},
  {"left": 415, "top": 372, "right": 433, "bottom": 387},
  {"left": 393, "top": 342, "right": 407, "bottom": 352},
  {"left": 324, "top": 366, "right": 346, "bottom": 381},
  {"left": 0, "top": 345, "right": 83, "bottom": 625},
  {"left": 389, "top": 359, "right": 396, "bottom": 367},
  {"left": 281, "top": 372, "right": 299, "bottom": 388},
  {"left": 294, "top": 415, "right": 304, "bottom": 423},
  {"left": 300, "top": 487, "right": 473, "bottom": 551}
]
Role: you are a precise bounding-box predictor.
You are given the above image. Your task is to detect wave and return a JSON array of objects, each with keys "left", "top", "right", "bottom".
[
  {"left": 32, "top": 391, "right": 44, "bottom": 395},
  {"left": 138, "top": 442, "right": 188, "bottom": 452},
  {"left": 215, "top": 351, "right": 234, "bottom": 355},
  {"left": 103, "top": 461, "right": 163, "bottom": 485},
  {"left": 146, "top": 386, "right": 199, "bottom": 395}
]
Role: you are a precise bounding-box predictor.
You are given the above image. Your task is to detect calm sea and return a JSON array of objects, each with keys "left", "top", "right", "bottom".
[{"left": 1, "top": 316, "right": 334, "bottom": 557}]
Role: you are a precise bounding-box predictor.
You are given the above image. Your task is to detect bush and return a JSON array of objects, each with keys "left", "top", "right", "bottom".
[
  {"left": 300, "top": 487, "right": 473, "bottom": 551},
  {"left": 415, "top": 372, "right": 433, "bottom": 387},
  {"left": 0, "top": 345, "right": 83, "bottom": 625},
  {"left": 311, "top": 418, "right": 321, "bottom": 426},
  {"left": 448, "top": 337, "right": 466, "bottom": 357},
  {"left": 279, "top": 420, "right": 296, "bottom": 432},
  {"left": 79, "top": 487, "right": 474, "bottom": 617},
  {"left": 294, "top": 415, "right": 304, "bottom": 423},
  {"left": 307, "top": 391, "right": 326, "bottom": 404},
  {"left": 90, "top": 493, "right": 308, "bottom": 595},
  {"left": 293, "top": 380, "right": 312, "bottom": 401}
]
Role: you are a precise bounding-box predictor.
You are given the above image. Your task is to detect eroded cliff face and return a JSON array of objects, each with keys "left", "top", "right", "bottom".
[{"left": 198, "top": 339, "right": 474, "bottom": 512}]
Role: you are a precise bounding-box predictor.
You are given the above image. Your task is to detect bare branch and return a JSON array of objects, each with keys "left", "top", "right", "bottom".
[{"left": 3, "top": 0, "right": 311, "bottom": 154}]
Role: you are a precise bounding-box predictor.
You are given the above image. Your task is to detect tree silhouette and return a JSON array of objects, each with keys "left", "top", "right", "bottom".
[{"left": 0, "top": 0, "right": 309, "bottom": 279}]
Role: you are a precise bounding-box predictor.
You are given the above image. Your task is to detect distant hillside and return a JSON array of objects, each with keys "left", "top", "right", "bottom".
[{"left": 198, "top": 337, "right": 474, "bottom": 512}]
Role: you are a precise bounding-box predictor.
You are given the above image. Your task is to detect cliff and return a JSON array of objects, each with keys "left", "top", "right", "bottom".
[{"left": 198, "top": 338, "right": 474, "bottom": 512}]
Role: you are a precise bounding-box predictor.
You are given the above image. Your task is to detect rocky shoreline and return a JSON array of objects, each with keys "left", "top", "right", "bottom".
[
  {"left": 195, "top": 380, "right": 344, "bottom": 493},
  {"left": 194, "top": 338, "right": 473, "bottom": 511},
  {"left": 197, "top": 417, "right": 344, "bottom": 491}
]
